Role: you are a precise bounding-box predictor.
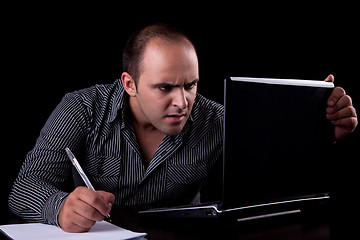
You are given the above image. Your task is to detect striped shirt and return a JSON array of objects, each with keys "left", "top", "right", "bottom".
[{"left": 8, "top": 79, "right": 224, "bottom": 226}]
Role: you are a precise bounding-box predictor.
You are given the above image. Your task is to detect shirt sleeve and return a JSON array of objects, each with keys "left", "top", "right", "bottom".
[{"left": 8, "top": 92, "right": 89, "bottom": 226}]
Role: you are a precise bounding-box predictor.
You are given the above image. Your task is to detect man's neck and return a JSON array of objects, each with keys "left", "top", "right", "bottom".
[
  {"left": 128, "top": 95, "right": 156, "bottom": 131},
  {"left": 128, "top": 96, "right": 165, "bottom": 166}
]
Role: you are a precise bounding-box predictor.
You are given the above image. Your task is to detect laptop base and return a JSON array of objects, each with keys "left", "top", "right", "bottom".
[{"left": 139, "top": 193, "right": 330, "bottom": 221}]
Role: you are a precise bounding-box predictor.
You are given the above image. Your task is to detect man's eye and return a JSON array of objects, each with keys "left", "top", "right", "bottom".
[
  {"left": 159, "top": 86, "right": 172, "bottom": 91},
  {"left": 185, "top": 82, "right": 197, "bottom": 90}
]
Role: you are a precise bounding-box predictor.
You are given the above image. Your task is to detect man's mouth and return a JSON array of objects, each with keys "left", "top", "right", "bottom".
[{"left": 166, "top": 114, "right": 186, "bottom": 123}]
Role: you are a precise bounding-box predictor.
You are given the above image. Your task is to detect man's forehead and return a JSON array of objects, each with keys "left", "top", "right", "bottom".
[
  {"left": 142, "top": 41, "right": 198, "bottom": 68},
  {"left": 152, "top": 77, "right": 199, "bottom": 86},
  {"left": 138, "top": 37, "right": 198, "bottom": 85},
  {"left": 143, "top": 38, "right": 197, "bottom": 59},
  {"left": 147, "top": 36, "right": 195, "bottom": 49}
]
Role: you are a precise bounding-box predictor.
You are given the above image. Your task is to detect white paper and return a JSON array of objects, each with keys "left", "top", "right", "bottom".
[{"left": 0, "top": 221, "right": 146, "bottom": 240}]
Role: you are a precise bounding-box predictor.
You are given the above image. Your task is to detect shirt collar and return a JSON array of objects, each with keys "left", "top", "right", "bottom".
[{"left": 108, "top": 79, "right": 126, "bottom": 123}]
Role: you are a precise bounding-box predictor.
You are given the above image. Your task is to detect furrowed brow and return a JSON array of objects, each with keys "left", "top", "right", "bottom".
[
  {"left": 152, "top": 83, "right": 179, "bottom": 88},
  {"left": 189, "top": 79, "right": 199, "bottom": 85},
  {"left": 152, "top": 79, "right": 199, "bottom": 89}
]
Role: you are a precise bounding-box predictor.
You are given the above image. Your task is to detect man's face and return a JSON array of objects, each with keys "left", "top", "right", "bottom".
[{"left": 130, "top": 39, "right": 199, "bottom": 136}]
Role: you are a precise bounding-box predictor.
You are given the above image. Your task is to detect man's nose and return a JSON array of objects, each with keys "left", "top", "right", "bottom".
[{"left": 172, "top": 88, "right": 188, "bottom": 110}]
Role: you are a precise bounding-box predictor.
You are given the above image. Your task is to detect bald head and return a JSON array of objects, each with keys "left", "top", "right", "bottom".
[{"left": 122, "top": 24, "right": 197, "bottom": 85}]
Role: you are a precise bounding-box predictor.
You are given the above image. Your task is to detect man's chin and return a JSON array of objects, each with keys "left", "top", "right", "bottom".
[
  {"left": 158, "top": 123, "right": 186, "bottom": 136},
  {"left": 161, "top": 128, "right": 183, "bottom": 136}
]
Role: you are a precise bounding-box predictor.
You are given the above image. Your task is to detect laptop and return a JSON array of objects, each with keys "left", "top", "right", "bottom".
[{"left": 139, "top": 76, "right": 334, "bottom": 221}]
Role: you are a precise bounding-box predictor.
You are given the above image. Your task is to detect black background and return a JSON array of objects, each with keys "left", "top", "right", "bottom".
[{"left": 2, "top": 3, "right": 359, "bottom": 224}]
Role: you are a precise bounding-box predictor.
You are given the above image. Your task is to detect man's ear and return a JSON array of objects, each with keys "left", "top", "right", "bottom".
[{"left": 121, "top": 72, "right": 137, "bottom": 97}]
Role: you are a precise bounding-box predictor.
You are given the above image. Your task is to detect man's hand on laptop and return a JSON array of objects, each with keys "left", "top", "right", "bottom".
[
  {"left": 58, "top": 186, "right": 115, "bottom": 233},
  {"left": 325, "top": 74, "right": 358, "bottom": 140}
]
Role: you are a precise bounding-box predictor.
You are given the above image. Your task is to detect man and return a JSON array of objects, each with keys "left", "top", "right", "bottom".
[{"left": 9, "top": 24, "right": 358, "bottom": 233}]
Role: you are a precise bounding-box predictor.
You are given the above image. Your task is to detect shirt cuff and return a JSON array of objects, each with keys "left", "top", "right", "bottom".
[{"left": 41, "top": 191, "right": 70, "bottom": 227}]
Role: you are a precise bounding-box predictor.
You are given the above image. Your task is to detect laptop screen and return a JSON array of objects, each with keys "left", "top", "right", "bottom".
[{"left": 221, "top": 77, "right": 334, "bottom": 210}]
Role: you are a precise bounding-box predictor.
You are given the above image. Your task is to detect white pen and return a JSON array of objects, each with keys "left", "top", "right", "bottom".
[{"left": 65, "top": 147, "right": 112, "bottom": 221}]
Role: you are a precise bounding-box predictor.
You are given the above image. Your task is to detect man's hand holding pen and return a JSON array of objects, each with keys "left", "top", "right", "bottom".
[{"left": 58, "top": 186, "right": 115, "bottom": 233}]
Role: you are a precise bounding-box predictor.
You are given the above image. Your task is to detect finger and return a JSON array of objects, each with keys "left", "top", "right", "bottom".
[
  {"left": 68, "top": 212, "right": 96, "bottom": 232},
  {"left": 97, "top": 191, "right": 115, "bottom": 205},
  {"left": 324, "top": 74, "right": 334, "bottom": 82},
  {"left": 64, "top": 224, "right": 91, "bottom": 233},
  {"left": 331, "top": 116, "right": 358, "bottom": 130},
  {"left": 326, "top": 94, "right": 353, "bottom": 114},
  {"left": 61, "top": 218, "right": 93, "bottom": 233},
  {"left": 71, "top": 187, "right": 106, "bottom": 221},
  {"left": 327, "top": 87, "right": 346, "bottom": 107},
  {"left": 76, "top": 197, "right": 106, "bottom": 221},
  {"left": 78, "top": 190, "right": 112, "bottom": 218},
  {"left": 326, "top": 106, "right": 357, "bottom": 121},
  {"left": 58, "top": 194, "right": 96, "bottom": 233}
]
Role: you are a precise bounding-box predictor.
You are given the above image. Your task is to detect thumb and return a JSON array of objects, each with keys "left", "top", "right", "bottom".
[{"left": 324, "top": 74, "right": 334, "bottom": 83}]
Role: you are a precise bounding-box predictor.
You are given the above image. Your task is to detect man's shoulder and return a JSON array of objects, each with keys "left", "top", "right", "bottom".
[
  {"left": 63, "top": 80, "right": 123, "bottom": 108},
  {"left": 60, "top": 79, "right": 124, "bottom": 122},
  {"left": 65, "top": 81, "right": 116, "bottom": 102}
]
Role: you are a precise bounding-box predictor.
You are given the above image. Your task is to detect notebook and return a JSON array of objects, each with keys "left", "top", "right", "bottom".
[
  {"left": 139, "top": 76, "right": 334, "bottom": 221},
  {"left": 0, "top": 221, "right": 146, "bottom": 240}
]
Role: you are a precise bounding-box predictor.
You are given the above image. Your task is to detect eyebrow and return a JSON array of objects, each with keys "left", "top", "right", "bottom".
[{"left": 152, "top": 79, "right": 199, "bottom": 88}]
